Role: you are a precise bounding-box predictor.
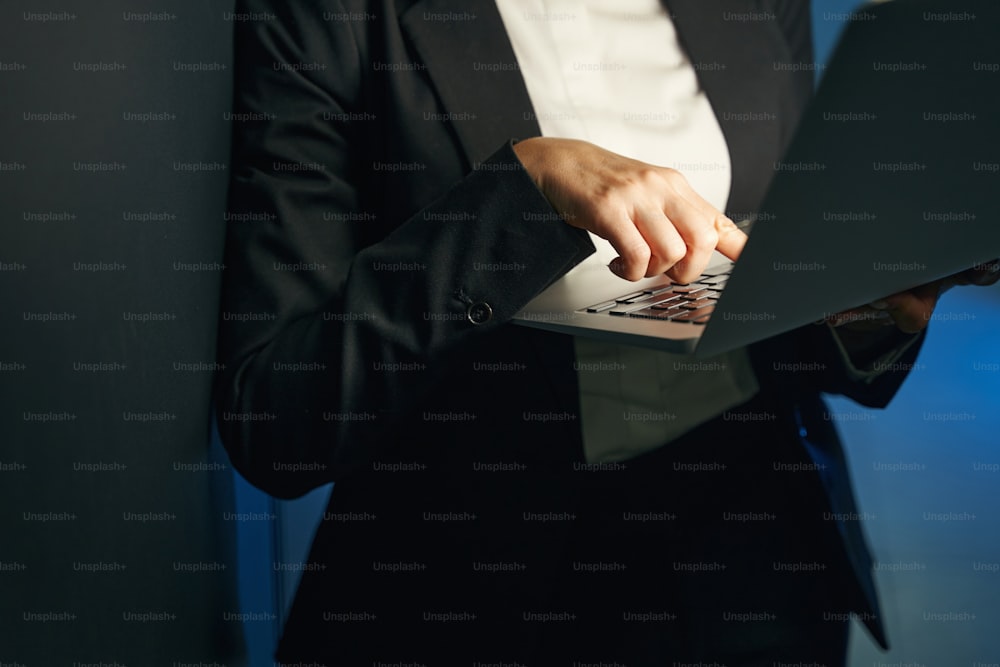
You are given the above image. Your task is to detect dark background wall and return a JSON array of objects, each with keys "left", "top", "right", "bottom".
[{"left": 0, "top": 2, "right": 246, "bottom": 665}]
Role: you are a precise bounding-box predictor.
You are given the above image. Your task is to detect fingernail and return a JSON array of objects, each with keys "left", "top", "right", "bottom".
[{"left": 609, "top": 258, "right": 624, "bottom": 276}]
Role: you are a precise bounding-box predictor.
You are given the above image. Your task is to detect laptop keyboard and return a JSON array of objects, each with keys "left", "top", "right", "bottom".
[{"left": 581, "top": 266, "right": 731, "bottom": 325}]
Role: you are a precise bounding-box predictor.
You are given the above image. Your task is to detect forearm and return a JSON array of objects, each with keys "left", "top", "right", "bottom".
[{"left": 216, "top": 141, "right": 593, "bottom": 497}]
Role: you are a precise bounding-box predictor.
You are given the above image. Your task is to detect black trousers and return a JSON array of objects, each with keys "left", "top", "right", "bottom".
[
  {"left": 275, "top": 390, "right": 865, "bottom": 666},
  {"left": 532, "top": 390, "right": 858, "bottom": 666}
]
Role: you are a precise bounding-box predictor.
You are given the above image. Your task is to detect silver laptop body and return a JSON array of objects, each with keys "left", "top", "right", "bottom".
[{"left": 512, "top": 0, "right": 1000, "bottom": 358}]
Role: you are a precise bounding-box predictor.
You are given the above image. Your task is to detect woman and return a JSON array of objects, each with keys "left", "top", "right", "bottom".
[{"left": 216, "top": 1, "right": 994, "bottom": 664}]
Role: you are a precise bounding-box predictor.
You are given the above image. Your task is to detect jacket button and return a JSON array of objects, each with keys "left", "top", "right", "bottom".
[{"left": 466, "top": 302, "right": 493, "bottom": 325}]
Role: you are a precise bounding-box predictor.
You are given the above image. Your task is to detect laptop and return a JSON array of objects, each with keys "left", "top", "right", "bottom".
[{"left": 512, "top": 0, "right": 1000, "bottom": 358}]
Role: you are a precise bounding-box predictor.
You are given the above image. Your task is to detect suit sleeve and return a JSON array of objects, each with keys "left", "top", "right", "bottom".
[
  {"left": 754, "top": 324, "right": 927, "bottom": 409},
  {"left": 215, "top": 0, "right": 594, "bottom": 498}
]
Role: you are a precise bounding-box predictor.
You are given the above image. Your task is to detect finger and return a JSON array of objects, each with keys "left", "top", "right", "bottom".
[
  {"left": 580, "top": 185, "right": 654, "bottom": 281},
  {"left": 661, "top": 169, "right": 748, "bottom": 262},
  {"left": 631, "top": 205, "right": 687, "bottom": 277},
  {"left": 656, "top": 172, "right": 717, "bottom": 283},
  {"left": 882, "top": 282, "right": 941, "bottom": 333},
  {"left": 601, "top": 216, "right": 653, "bottom": 282},
  {"left": 956, "top": 259, "right": 1000, "bottom": 286},
  {"left": 714, "top": 215, "right": 749, "bottom": 262}
]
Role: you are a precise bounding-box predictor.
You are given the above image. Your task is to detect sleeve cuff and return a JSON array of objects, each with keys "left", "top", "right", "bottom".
[{"left": 827, "top": 323, "right": 923, "bottom": 384}]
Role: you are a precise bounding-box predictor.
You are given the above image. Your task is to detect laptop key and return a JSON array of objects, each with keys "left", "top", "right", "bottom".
[
  {"left": 643, "top": 283, "right": 676, "bottom": 296},
  {"left": 680, "top": 298, "right": 713, "bottom": 310},
  {"left": 608, "top": 294, "right": 682, "bottom": 316},
  {"left": 655, "top": 305, "right": 688, "bottom": 317},
  {"left": 650, "top": 296, "right": 685, "bottom": 309},
  {"left": 586, "top": 300, "right": 618, "bottom": 313},
  {"left": 615, "top": 291, "right": 648, "bottom": 303}
]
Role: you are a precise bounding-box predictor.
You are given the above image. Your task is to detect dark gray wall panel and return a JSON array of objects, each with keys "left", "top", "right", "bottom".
[{"left": 1, "top": 3, "right": 246, "bottom": 665}]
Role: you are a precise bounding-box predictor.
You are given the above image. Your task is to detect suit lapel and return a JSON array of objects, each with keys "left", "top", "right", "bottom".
[
  {"left": 401, "top": 0, "right": 785, "bottom": 214},
  {"left": 399, "top": 0, "right": 541, "bottom": 166}
]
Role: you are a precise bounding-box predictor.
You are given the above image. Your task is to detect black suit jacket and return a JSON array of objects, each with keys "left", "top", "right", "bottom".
[{"left": 217, "top": 0, "right": 924, "bottom": 660}]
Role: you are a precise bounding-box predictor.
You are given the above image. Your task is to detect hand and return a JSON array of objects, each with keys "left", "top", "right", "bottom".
[
  {"left": 827, "top": 259, "right": 1000, "bottom": 334},
  {"left": 512, "top": 137, "right": 747, "bottom": 283}
]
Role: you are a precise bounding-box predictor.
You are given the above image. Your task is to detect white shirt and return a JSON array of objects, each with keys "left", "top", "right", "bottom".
[{"left": 494, "top": 0, "right": 760, "bottom": 463}]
